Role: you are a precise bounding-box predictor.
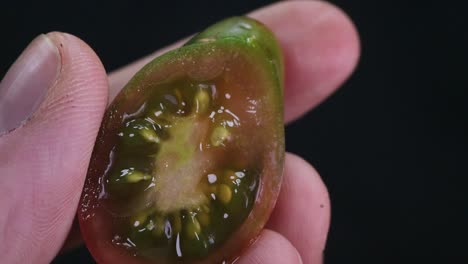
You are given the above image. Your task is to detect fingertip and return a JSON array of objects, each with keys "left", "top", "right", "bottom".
[
  {"left": 267, "top": 153, "right": 331, "bottom": 264},
  {"left": 24, "top": 30, "right": 109, "bottom": 181},
  {"left": 251, "top": 0, "right": 360, "bottom": 122},
  {"left": 45, "top": 31, "right": 109, "bottom": 107},
  {"left": 34, "top": 31, "right": 108, "bottom": 154},
  {"left": 0, "top": 31, "right": 108, "bottom": 263},
  {"left": 237, "top": 230, "right": 302, "bottom": 264},
  {"left": 284, "top": 152, "right": 331, "bottom": 209}
]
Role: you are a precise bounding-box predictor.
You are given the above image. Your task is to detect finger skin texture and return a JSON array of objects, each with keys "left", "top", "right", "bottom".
[
  {"left": 0, "top": 33, "right": 108, "bottom": 263},
  {"left": 237, "top": 230, "right": 302, "bottom": 264},
  {"left": 267, "top": 153, "right": 331, "bottom": 264},
  {"left": 108, "top": 0, "right": 360, "bottom": 123}
]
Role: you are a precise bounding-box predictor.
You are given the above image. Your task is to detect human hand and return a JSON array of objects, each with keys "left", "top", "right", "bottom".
[{"left": 0, "top": 1, "right": 359, "bottom": 263}]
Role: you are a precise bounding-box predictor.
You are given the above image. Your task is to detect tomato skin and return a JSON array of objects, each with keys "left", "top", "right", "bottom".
[{"left": 79, "top": 16, "right": 284, "bottom": 264}]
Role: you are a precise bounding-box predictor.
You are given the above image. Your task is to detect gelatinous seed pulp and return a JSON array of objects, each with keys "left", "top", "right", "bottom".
[{"left": 104, "top": 78, "right": 261, "bottom": 260}]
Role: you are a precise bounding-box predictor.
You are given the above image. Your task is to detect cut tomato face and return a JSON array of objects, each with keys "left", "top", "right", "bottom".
[{"left": 79, "top": 17, "right": 284, "bottom": 264}]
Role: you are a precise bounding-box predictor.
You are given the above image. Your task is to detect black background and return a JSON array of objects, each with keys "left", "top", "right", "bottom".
[{"left": 2, "top": 1, "right": 467, "bottom": 263}]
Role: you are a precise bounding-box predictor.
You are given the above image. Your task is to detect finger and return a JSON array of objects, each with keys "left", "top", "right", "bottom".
[
  {"left": 266, "top": 153, "right": 331, "bottom": 264},
  {"left": 0, "top": 32, "right": 108, "bottom": 263},
  {"left": 107, "top": 0, "right": 360, "bottom": 123},
  {"left": 255, "top": 0, "right": 360, "bottom": 122},
  {"left": 237, "top": 229, "right": 302, "bottom": 264}
]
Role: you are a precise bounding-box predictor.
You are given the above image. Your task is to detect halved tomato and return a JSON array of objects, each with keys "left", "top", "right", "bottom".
[{"left": 79, "top": 17, "right": 284, "bottom": 263}]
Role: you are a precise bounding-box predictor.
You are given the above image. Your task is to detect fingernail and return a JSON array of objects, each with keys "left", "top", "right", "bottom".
[{"left": 0, "top": 34, "right": 61, "bottom": 134}]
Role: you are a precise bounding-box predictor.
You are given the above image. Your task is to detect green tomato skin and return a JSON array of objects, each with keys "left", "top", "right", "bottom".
[{"left": 186, "top": 17, "right": 284, "bottom": 91}]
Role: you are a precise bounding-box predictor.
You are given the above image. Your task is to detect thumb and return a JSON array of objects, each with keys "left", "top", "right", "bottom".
[{"left": 0, "top": 32, "right": 108, "bottom": 263}]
